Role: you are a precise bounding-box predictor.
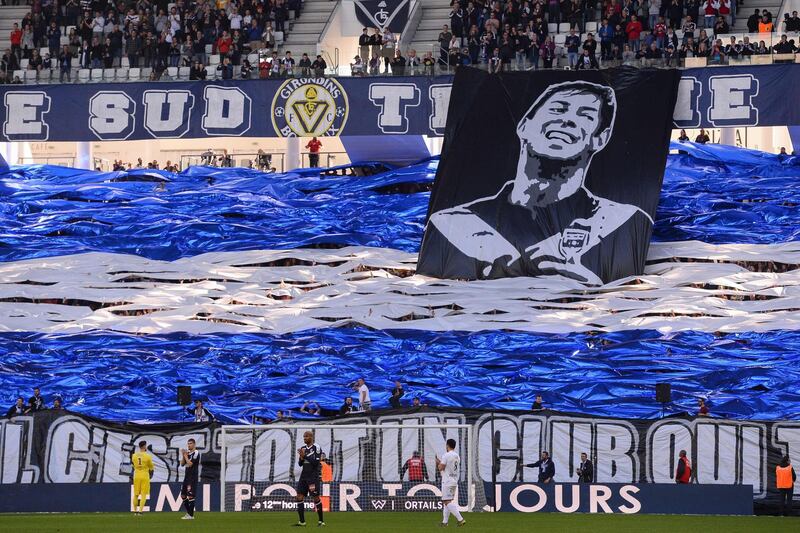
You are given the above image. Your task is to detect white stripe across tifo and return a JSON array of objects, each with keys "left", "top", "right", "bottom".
[{"left": 0, "top": 241, "right": 799, "bottom": 335}]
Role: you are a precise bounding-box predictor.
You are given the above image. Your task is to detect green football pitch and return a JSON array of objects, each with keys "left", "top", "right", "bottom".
[{"left": 0, "top": 512, "right": 794, "bottom": 532}]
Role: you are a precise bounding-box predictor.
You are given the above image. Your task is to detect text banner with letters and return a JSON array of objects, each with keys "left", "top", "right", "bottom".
[
  {"left": 0, "top": 64, "right": 798, "bottom": 142},
  {"left": 0, "top": 409, "right": 796, "bottom": 514}
]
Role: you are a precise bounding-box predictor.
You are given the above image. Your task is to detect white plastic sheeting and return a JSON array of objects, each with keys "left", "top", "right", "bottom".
[{"left": 1, "top": 241, "right": 799, "bottom": 334}]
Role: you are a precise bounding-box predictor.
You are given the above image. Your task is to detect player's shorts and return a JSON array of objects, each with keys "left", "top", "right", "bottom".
[
  {"left": 296, "top": 477, "right": 320, "bottom": 498},
  {"left": 181, "top": 479, "right": 198, "bottom": 500},
  {"left": 441, "top": 483, "right": 457, "bottom": 501},
  {"left": 133, "top": 475, "right": 150, "bottom": 496}
]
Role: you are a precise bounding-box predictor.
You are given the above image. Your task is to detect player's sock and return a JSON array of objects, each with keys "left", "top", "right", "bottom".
[
  {"left": 316, "top": 499, "right": 324, "bottom": 523},
  {"left": 187, "top": 499, "right": 195, "bottom": 517},
  {"left": 297, "top": 502, "right": 305, "bottom": 524},
  {"left": 447, "top": 502, "right": 463, "bottom": 523},
  {"left": 442, "top": 503, "right": 450, "bottom": 524}
]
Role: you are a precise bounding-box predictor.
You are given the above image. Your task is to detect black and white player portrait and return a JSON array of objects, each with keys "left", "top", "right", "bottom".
[{"left": 426, "top": 80, "right": 653, "bottom": 285}]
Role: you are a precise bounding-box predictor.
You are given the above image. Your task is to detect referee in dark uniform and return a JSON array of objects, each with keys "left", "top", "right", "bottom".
[
  {"left": 180, "top": 438, "right": 201, "bottom": 520},
  {"left": 295, "top": 431, "right": 325, "bottom": 527}
]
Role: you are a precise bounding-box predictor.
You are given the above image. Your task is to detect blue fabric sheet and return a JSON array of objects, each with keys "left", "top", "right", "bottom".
[
  {"left": 0, "top": 328, "right": 798, "bottom": 422},
  {"left": 0, "top": 144, "right": 799, "bottom": 422}
]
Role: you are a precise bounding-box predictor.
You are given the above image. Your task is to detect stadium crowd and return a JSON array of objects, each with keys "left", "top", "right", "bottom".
[
  {"left": 352, "top": 4, "right": 800, "bottom": 74},
  {"left": 0, "top": 0, "right": 324, "bottom": 82}
]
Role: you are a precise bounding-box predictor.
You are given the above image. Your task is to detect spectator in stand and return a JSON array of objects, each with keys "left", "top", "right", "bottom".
[
  {"left": 312, "top": 55, "right": 327, "bottom": 76},
  {"left": 401, "top": 451, "right": 429, "bottom": 482},
  {"left": 240, "top": 58, "right": 253, "bottom": 79},
  {"left": 576, "top": 47, "right": 598, "bottom": 69},
  {"left": 747, "top": 9, "right": 761, "bottom": 33},
  {"left": 626, "top": 15, "right": 643, "bottom": 52},
  {"left": 28, "top": 49, "right": 43, "bottom": 72},
  {"left": 10, "top": 23, "right": 22, "bottom": 61},
  {"left": 21, "top": 25, "right": 34, "bottom": 59},
  {"left": 358, "top": 28, "right": 370, "bottom": 63},
  {"left": 52, "top": 398, "right": 65, "bottom": 411},
  {"left": 350, "top": 55, "right": 365, "bottom": 76},
  {"left": 339, "top": 396, "right": 355, "bottom": 415},
  {"left": 390, "top": 49, "right": 406, "bottom": 74},
  {"left": 714, "top": 15, "right": 730, "bottom": 36},
  {"left": 758, "top": 15, "right": 773, "bottom": 33},
  {"left": 188, "top": 399, "right": 214, "bottom": 422},
  {"left": 7, "top": 397, "right": 27, "bottom": 417},
  {"left": 718, "top": 0, "right": 731, "bottom": 26},
  {"left": 305, "top": 137, "right": 322, "bottom": 167},
  {"left": 708, "top": 40, "right": 725, "bottom": 64},
  {"left": 390, "top": 381, "right": 404, "bottom": 408},
  {"left": 565, "top": 27, "right": 580, "bottom": 68},
  {"left": 540, "top": 36, "right": 555, "bottom": 68},
  {"left": 438, "top": 25, "right": 452, "bottom": 65},
  {"left": 576, "top": 452, "right": 593, "bottom": 482},
  {"left": 598, "top": 19, "right": 614, "bottom": 61},
  {"left": 531, "top": 394, "right": 544, "bottom": 410},
  {"left": 412, "top": 397, "right": 428, "bottom": 407},
  {"left": 29, "top": 387, "right": 46, "bottom": 412},
  {"left": 648, "top": 0, "right": 661, "bottom": 30},
  {"left": 370, "top": 27, "right": 382, "bottom": 65},
  {"left": 46, "top": 21, "right": 61, "bottom": 58},
  {"left": 300, "top": 401, "right": 321, "bottom": 415},
  {"left": 489, "top": 46, "right": 502, "bottom": 71},
  {"left": 773, "top": 35, "right": 797, "bottom": 60},
  {"left": 299, "top": 53, "right": 311, "bottom": 76},
  {"left": 356, "top": 378, "right": 371, "bottom": 411},
  {"left": 678, "top": 129, "right": 690, "bottom": 141},
  {"left": 695, "top": 128, "right": 710, "bottom": 143},
  {"left": 653, "top": 16, "right": 667, "bottom": 48},
  {"left": 382, "top": 28, "right": 396, "bottom": 72},
  {"left": 1, "top": 49, "right": 19, "bottom": 82},
  {"left": 282, "top": 51, "right": 295, "bottom": 77},
  {"left": 702, "top": 0, "right": 718, "bottom": 29},
  {"left": 697, "top": 398, "right": 710, "bottom": 416},
  {"left": 786, "top": 11, "right": 800, "bottom": 32},
  {"left": 674, "top": 450, "right": 692, "bottom": 483}
]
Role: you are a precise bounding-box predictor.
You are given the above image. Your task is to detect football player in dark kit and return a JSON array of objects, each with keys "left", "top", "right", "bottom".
[
  {"left": 180, "top": 438, "right": 201, "bottom": 520},
  {"left": 294, "top": 430, "right": 325, "bottom": 527}
]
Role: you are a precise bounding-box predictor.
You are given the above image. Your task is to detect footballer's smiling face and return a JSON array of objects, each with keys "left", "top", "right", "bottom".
[{"left": 520, "top": 90, "right": 604, "bottom": 160}]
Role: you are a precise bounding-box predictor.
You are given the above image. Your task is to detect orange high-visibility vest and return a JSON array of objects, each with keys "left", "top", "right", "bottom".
[{"left": 776, "top": 465, "right": 794, "bottom": 489}]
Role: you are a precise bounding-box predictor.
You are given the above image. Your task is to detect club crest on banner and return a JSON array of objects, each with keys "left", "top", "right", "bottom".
[
  {"left": 354, "top": 0, "right": 410, "bottom": 33},
  {"left": 271, "top": 78, "right": 349, "bottom": 137}
]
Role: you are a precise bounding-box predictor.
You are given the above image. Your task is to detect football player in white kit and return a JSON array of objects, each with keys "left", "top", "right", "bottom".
[{"left": 435, "top": 438, "right": 465, "bottom": 527}]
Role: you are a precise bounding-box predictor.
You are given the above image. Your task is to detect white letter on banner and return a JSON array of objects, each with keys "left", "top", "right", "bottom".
[
  {"left": 707, "top": 75, "right": 759, "bottom": 126},
  {"left": 618, "top": 485, "right": 641, "bottom": 513},
  {"left": 647, "top": 421, "right": 693, "bottom": 483},
  {"left": 254, "top": 428, "right": 292, "bottom": 481},
  {"left": 595, "top": 422, "right": 637, "bottom": 483},
  {"left": 589, "top": 485, "right": 613, "bottom": 513},
  {"left": 89, "top": 91, "right": 135, "bottom": 140},
  {"left": 428, "top": 84, "right": 451, "bottom": 135},
  {"left": 368, "top": 83, "right": 420, "bottom": 134},
  {"left": 3, "top": 92, "right": 51, "bottom": 140},
  {"left": 554, "top": 484, "right": 580, "bottom": 512},
  {"left": 46, "top": 418, "right": 91, "bottom": 482},
  {"left": 696, "top": 422, "right": 736, "bottom": 484},
  {"left": 673, "top": 77, "right": 701, "bottom": 127},
  {"left": 202, "top": 86, "right": 251, "bottom": 136},
  {"left": 773, "top": 424, "right": 800, "bottom": 491},
  {"left": 142, "top": 90, "right": 194, "bottom": 138}
]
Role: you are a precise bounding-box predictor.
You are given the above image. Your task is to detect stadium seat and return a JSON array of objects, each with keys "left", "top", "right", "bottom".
[
  {"left": 40, "top": 47, "right": 49, "bottom": 58},
  {"left": 205, "top": 44, "right": 213, "bottom": 55},
  {"left": 586, "top": 21, "right": 598, "bottom": 32},
  {"left": 121, "top": 57, "right": 130, "bottom": 68},
  {"left": 141, "top": 67, "right": 153, "bottom": 79},
  {"left": 20, "top": 58, "right": 29, "bottom": 69},
  {"left": 233, "top": 65, "right": 241, "bottom": 78},
  {"left": 554, "top": 34, "right": 566, "bottom": 46},
  {"left": 24, "top": 69, "right": 37, "bottom": 83},
  {"left": 548, "top": 23, "right": 557, "bottom": 34},
  {"left": 103, "top": 68, "right": 116, "bottom": 81},
  {"left": 90, "top": 68, "right": 103, "bottom": 82},
  {"left": 60, "top": 36, "right": 69, "bottom": 46},
  {"left": 209, "top": 55, "right": 220, "bottom": 66},
  {"left": 275, "top": 31, "right": 284, "bottom": 44},
  {"left": 167, "top": 66, "right": 178, "bottom": 79},
  {"left": 558, "top": 23, "right": 570, "bottom": 33},
  {"left": 247, "top": 53, "right": 258, "bottom": 65},
  {"left": 178, "top": 66, "right": 190, "bottom": 79},
  {"left": 78, "top": 68, "right": 90, "bottom": 83},
  {"left": 12, "top": 69, "right": 24, "bottom": 82},
  {"left": 39, "top": 68, "right": 53, "bottom": 83},
  {"left": 128, "top": 67, "right": 141, "bottom": 80},
  {"left": 116, "top": 67, "right": 129, "bottom": 80}
]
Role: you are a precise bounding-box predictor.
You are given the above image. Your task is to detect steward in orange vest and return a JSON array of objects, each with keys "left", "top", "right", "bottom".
[
  {"left": 675, "top": 450, "right": 692, "bottom": 484},
  {"left": 776, "top": 456, "right": 796, "bottom": 516}
]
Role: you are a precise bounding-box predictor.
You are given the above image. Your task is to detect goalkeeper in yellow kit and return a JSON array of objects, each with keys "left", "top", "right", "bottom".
[{"left": 131, "top": 440, "right": 154, "bottom": 515}]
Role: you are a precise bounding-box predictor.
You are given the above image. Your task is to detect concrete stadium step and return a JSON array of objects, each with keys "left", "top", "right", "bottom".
[{"left": 418, "top": 19, "right": 452, "bottom": 31}]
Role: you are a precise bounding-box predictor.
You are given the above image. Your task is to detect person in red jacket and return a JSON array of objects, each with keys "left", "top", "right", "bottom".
[
  {"left": 675, "top": 450, "right": 692, "bottom": 484},
  {"left": 305, "top": 137, "right": 322, "bottom": 167},
  {"left": 216, "top": 31, "right": 232, "bottom": 59},
  {"left": 10, "top": 23, "right": 21, "bottom": 60},
  {"left": 626, "top": 15, "right": 643, "bottom": 52},
  {"left": 401, "top": 451, "right": 429, "bottom": 482}
]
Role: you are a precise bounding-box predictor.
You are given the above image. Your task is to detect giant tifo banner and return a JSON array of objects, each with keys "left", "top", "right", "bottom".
[
  {"left": 417, "top": 68, "right": 680, "bottom": 283},
  {"left": 0, "top": 64, "right": 797, "bottom": 142},
  {"left": 0, "top": 409, "right": 796, "bottom": 513}
]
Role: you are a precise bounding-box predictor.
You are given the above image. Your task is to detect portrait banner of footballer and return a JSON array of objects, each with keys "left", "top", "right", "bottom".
[{"left": 417, "top": 67, "right": 681, "bottom": 285}]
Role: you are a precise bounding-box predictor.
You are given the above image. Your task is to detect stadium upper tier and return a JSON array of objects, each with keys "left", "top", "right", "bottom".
[{"left": 0, "top": 143, "right": 798, "bottom": 422}]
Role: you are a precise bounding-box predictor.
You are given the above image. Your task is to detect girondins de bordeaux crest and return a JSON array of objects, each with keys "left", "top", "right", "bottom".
[{"left": 353, "top": 0, "right": 410, "bottom": 33}]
